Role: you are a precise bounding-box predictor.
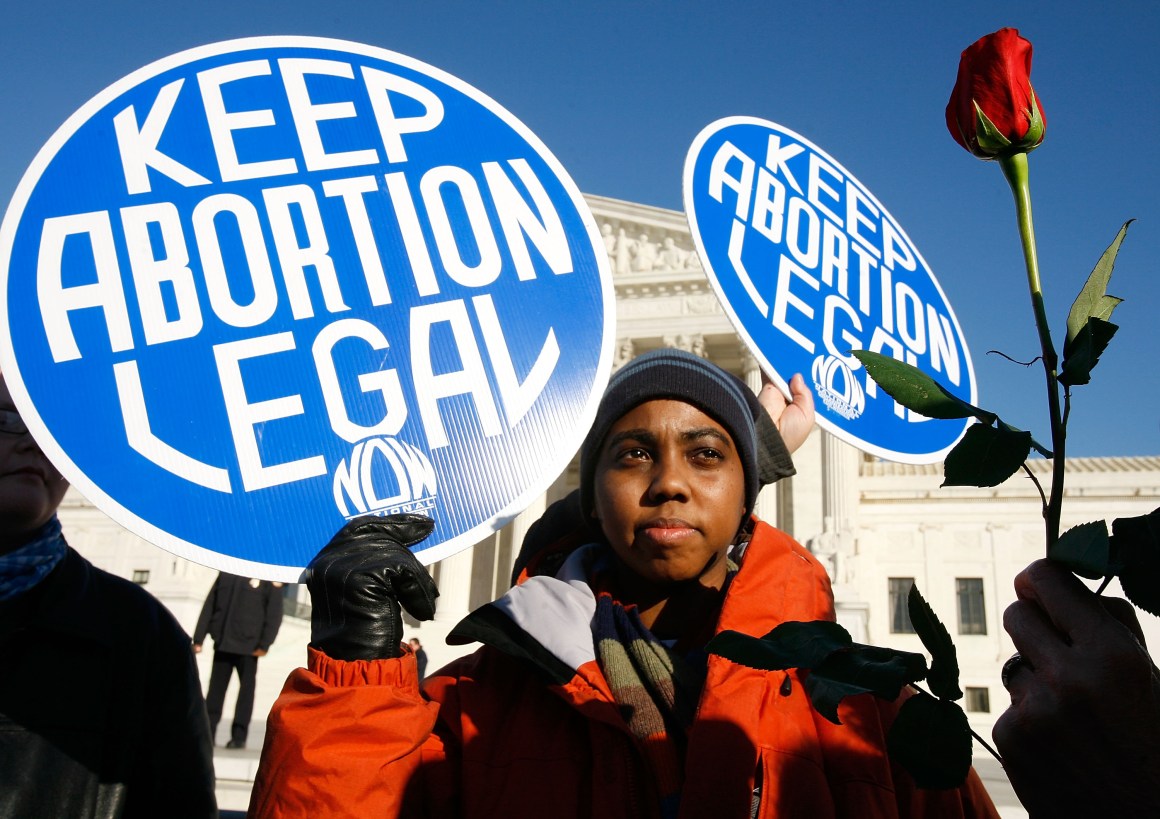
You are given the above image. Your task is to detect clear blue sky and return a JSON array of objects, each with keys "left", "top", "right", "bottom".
[{"left": 2, "top": 0, "right": 1157, "bottom": 457}]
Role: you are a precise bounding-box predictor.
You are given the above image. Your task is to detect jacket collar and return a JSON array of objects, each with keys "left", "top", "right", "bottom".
[
  {"left": 2, "top": 548, "right": 117, "bottom": 647},
  {"left": 452, "top": 520, "right": 831, "bottom": 678},
  {"left": 449, "top": 544, "right": 603, "bottom": 685}
]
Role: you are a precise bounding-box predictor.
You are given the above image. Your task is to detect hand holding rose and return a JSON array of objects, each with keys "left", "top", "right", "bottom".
[{"left": 994, "top": 559, "right": 1160, "bottom": 818}]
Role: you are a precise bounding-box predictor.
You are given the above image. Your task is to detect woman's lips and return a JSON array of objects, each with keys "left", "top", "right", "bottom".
[{"left": 637, "top": 519, "right": 697, "bottom": 545}]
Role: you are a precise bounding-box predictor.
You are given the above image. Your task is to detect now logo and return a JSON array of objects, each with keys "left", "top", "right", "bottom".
[
  {"left": 812, "top": 354, "right": 865, "bottom": 422},
  {"left": 332, "top": 436, "right": 436, "bottom": 519}
]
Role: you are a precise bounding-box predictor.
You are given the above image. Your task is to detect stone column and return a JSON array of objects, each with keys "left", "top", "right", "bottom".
[
  {"left": 500, "top": 494, "right": 548, "bottom": 592},
  {"left": 987, "top": 523, "right": 1012, "bottom": 664},
  {"left": 821, "top": 432, "right": 860, "bottom": 545},
  {"left": 401, "top": 545, "right": 477, "bottom": 671},
  {"left": 434, "top": 547, "right": 474, "bottom": 626},
  {"left": 818, "top": 431, "right": 868, "bottom": 641}
]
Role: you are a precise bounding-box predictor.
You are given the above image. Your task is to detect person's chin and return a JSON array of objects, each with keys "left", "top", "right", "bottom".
[
  {"left": 633, "top": 559, "right": 703, "bottom": 586},
  {"left": 0, "top": 486, "right": 56, "bottom": 521},
  {"left": 0, "top": 505, "right": 56, "bottom": 549}
]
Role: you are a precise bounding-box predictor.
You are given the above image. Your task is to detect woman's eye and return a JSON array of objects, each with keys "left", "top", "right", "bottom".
[{"left": 619, "top": 447, "right": 649, "bottom": 462}]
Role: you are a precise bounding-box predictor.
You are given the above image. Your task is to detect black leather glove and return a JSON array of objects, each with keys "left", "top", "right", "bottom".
[{"left": 306, "top": 514, "right": 439, "bottom": 661}]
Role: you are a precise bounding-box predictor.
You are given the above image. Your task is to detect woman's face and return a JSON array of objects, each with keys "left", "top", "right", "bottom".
[
  {"left": 592, "top": 399, "right": 747, "bottom": 588},
  {"left": 0, "top": 377, "right": 69, "bottom": 551}
]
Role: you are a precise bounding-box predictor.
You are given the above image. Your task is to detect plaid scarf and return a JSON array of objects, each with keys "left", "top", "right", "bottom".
[
  {"left": 591, "top": 554, "right": 739, "bottom": 819},
  {"left": 0, "top": 516, "right": 66, "bottom": 601}
]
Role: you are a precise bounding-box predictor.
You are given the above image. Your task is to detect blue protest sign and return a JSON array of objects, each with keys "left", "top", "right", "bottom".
[
  {"left": 0, "top": 37, "right": 613, "bottom": 580},
  {"left": 684, "top": 117, "right": 977, "bottom": 463}
]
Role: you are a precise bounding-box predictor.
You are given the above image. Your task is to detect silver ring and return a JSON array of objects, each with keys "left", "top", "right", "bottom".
[{"left": 1001, "top": 652, "right": 1025, "bottom": 690}]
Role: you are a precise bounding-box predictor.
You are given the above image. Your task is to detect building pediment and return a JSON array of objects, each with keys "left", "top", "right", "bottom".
[{"left": 584, "top": 193, "right": 708, "bottom": 290}]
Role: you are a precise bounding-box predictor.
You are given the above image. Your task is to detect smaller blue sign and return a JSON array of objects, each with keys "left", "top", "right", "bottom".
[
  {"left": 684, "top": 118, "right": 976, "bottom": 463},
  {"left": 0, "top": 38, "right": 613, "bottom": 580}
]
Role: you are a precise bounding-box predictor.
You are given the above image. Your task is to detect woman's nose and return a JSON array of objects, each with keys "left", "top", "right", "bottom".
[{"left": 647, "top": 456, "right": 689, "bottom": 502}]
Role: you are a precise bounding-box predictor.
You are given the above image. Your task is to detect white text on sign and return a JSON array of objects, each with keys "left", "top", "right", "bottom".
[
  {"left": 707, "top": 136, "right": 963, "bottom": 419},
  {"left": 33, "top": 57, "right": 573, "bottom": 493}
]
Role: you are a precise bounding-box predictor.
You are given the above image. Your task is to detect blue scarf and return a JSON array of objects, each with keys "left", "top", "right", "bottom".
[{"left": 0, "top": 516, "right": 67, "bottom": 601}]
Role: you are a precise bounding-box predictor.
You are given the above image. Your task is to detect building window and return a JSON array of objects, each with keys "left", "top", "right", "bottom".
[
  {"left": 131, "top": 570, "right": 150, "bottom": 585},
  {"left": 957, "top": 578, "right": 987, "bottom": 635},
  {"left": 888, "top": 577, "right": 916, "bottom": 633},
  {"left": 965, "top": 687, "right": 990, "bottom": 713}
]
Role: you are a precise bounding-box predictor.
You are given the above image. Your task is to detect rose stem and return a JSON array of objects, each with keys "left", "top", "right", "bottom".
[{"left": 999, "top": 151, "right": 1064, "bottom": 550}]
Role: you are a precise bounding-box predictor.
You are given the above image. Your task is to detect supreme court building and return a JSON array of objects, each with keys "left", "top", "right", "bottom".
[{"left": 58, "top": 193, "right": 1160, "bottom": 731}]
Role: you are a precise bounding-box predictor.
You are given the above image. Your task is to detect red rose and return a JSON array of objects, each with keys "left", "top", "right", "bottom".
[{"left": 946, "top": 28, "right": 1046, "bottom": 158}]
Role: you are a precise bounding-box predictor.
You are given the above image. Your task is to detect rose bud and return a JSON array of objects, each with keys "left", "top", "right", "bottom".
[{"left": 946, "top": 27, "right": 1046, "bottom": 159}]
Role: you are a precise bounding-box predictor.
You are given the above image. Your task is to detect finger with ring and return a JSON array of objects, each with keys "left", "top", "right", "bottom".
[{"left": 1001, "top": 651, "right": 1031, "bottom": 690}]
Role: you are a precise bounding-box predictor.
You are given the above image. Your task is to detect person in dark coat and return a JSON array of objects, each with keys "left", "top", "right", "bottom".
[
  {"left": 0, "top": 374, "right": 216, "bottom": 817},
  {"left": 408, "top": 637, "right": 428, "bottom": 680},
  {"left": 193, "top": 572, "right": 284, "bottom": 749}
]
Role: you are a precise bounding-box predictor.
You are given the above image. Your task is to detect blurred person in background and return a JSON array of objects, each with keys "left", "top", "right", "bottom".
[
  {"left": 194, "top": 572, "right": 284, "bottom": 750},
  {"left": 409, "top": 637, "right": 428, "bottom": 680}
]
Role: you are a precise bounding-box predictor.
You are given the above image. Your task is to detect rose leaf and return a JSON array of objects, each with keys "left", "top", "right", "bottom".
[
  {"left": 942, "top": 423, "right": 1031, "bottom": 487},
  {"left": 1060, "top": 318, "right": 1119, "bottom": 387},
  {"left": 850, "top": 350, "right": 995, "bottom": 424},
  {"left": 1112, "top": 508, "right": 1160, "bottom": 617},
  {"left": 1048, "top": 520, "right": 1111, "bottom": 579},
  {"left": 907, "top": 585, "right": 962, "bottom": 702},
  {"left": 1064, "top": 220, "right": 1132, "bottom": 352},
  {"left": 803, "top": 644, "right": 927, "bottom": 725},
  {"left": 887, "top": 693, "right": 973, "bottom": 790},
  {"left": 707, "top": 620, "right": 852, "bottom": 672}
]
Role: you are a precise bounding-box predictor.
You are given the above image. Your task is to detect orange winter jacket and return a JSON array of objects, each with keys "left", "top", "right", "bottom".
[{"left": 250, "top": 521, "right": 998, "bottom": 819}]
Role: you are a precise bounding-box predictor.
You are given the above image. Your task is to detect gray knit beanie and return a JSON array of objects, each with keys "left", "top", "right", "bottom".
[{"left": 579, "top": 348, "right": 762, "bottom": 519}]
